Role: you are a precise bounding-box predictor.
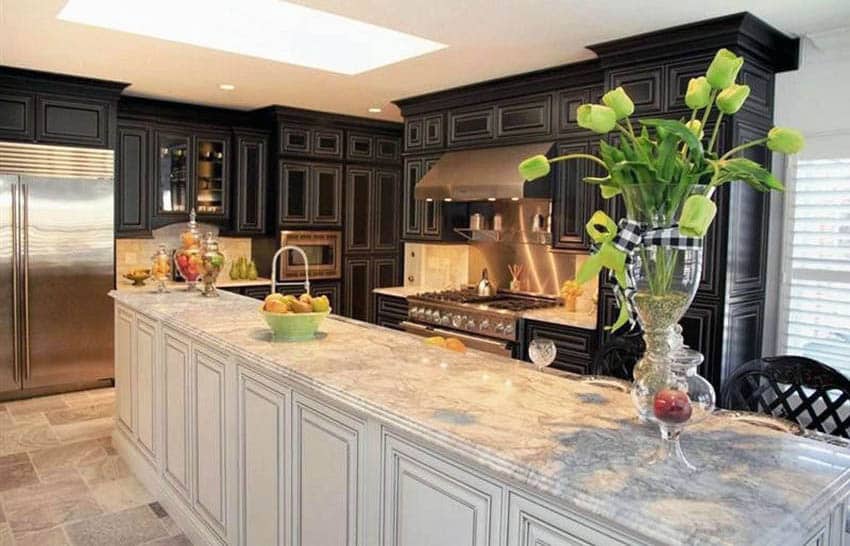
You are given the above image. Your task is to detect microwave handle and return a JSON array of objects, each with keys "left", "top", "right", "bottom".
[{"left": 270, "top": 245, "right": 311, "bottom": 295}]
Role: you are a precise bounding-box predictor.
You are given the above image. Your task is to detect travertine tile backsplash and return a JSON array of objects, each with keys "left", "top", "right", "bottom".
[{"left": 116, "top": 222, "right": 252, "bottom": 278}]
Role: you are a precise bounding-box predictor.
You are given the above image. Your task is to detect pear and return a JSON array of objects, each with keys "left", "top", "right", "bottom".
[
  {"left": 311, "top": 295, "right": 330, "bottom": 313},
  {"left": 247, "top": 260, "right": 258, "bottom": 280},
  {"left": 299, "top": 293, "right": 313, "bottom": 305},
  {"left": 290, "top": 300, "right": 313, "bottom": 314}
]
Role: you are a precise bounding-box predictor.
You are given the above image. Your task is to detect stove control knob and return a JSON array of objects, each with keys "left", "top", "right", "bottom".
[
  {"left": 494, "top": 322, "right": 505, "bottom": 335},
  {"left": 425, "top": 309, "right": 435, "bottom": 321},
  {"left": 410, "top": 307, "right": 420, "bottom": 318},
  {"left": 441, "top": 314, "right": 451, "bottom": 326},
  {"left": 479, "top": 319, "right": 490, "bottom": 332},
  {"left": 466, "top": 318, "right": 476, "bottom": 330},
  {"left": 452, "top": 314, "right": 464, "bottom": 328},
  {"left": 504, "top": 322, "right": 515, "bottom": 336}
]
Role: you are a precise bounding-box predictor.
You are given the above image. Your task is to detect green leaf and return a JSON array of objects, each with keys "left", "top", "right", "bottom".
[
  {"left": 582, "top": 175, "right": 612, "bottom": 185},
  {"left": 640, "top": 118, "right": 705, "bottom": 166},
  {"left": 718, "top": 157, "right": 784, "bottom": 192},
  {"left": 606, "top": 300, "right": 631, "bottom": 332}
]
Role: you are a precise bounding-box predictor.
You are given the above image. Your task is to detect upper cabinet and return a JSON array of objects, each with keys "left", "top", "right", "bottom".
[
  {"left": 115, "top": 123, "right": 151, "bottom": 236},
  {"left": 193, "top": 133, "right": 230, "bottom": 218},
  {"left": 233, "top": 130, "right": 268, "bottom": 234},
  {"left": 344, "top": 167, "right": 400, "bottom": 253},
  {"left": 278, "top": 160, "right": 342, "bottom": 228},
  {"left": 0, "top": 67, "right": 127, "bottom": 148}
]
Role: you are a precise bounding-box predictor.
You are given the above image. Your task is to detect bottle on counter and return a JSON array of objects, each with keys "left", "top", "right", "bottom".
[{"left": 151, "top": 244, "right": 171, "bottom": 293}]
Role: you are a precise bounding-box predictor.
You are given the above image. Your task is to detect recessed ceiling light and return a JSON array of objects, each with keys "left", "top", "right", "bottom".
[
  {"left": 368, "top": 107, "right": 382, "bottom": 113},
  {"left": 57, "top": 0, "right": 447, "bottom": 75},
  {"left": 219, "top": 83, "right": 236, "bottom": 91}
]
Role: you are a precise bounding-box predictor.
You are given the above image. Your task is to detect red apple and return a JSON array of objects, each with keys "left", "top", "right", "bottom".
[{"left": 653, "top": 389, "right": 692, "bottom": 424}]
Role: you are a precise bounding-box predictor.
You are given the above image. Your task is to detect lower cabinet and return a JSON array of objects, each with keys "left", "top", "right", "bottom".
[
  {"left": 292, "top": 393, "right": 366, "bottom": 546},
  {"left": 343, "top": 255, "right": 399, "bottom": 322},
  {"left": 382, "top": 432, "right": 502, "bottom": 546},
  {"left": 374, "top": 294, "right": 408, "bottom": 331},
  {"left": 519, "top": 319, "right": 598, "bottom": 375},
  {"left": 162, "top": 328, "right": 192, "bottom": 502}
]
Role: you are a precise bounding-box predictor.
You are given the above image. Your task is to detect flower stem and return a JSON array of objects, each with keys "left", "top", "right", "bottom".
[
  {"left": 626, "top": 117, "right": 636, "bottom": 138},
  {"left": 707, "top": 112, "right": 724, "bottom": 154},
  {"left": 700, "top": 90, "right": 717, "bottom": 130},
  {"left": 548, "top": 153, "right": 610, "bottom": 171},
  {"left": 719, "top": 137, "right": 768, "bottom": 161}
]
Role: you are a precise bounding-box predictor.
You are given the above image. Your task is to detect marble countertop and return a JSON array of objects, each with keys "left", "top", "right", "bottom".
[
  {"left": 115, "top": 277, "right": 271, "bottom": 292},
  {"left": 111, "top": 289, "right": 850, "bottom": 545},
  {"left": 373, "top": 286, "right": 598, "bottom": 330}
]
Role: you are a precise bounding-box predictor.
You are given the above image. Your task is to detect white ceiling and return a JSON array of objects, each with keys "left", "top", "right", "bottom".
[{"left": 1, "top": 0, "right": 849, "bottom": 121}]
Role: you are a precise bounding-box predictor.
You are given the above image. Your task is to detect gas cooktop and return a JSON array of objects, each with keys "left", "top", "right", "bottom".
[{"left": 410, "top": 288, "right": 557, "bottom": 312}]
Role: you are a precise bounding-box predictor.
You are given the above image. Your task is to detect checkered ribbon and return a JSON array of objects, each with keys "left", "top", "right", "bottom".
[{"left": 595, "top": 219, "right": 703, "bottom": 330}]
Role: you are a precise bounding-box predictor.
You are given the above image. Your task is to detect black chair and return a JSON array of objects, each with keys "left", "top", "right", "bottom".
[
  {"left": 720, "top": 356, "right": 850, "bottom": 438},
  {"left": 590, "top": 331, "right": 645, "bottom": 381}
]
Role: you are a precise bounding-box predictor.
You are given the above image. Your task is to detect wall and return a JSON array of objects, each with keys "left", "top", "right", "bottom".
[
  {"left": 116, "top": 223, "right": 253, "bottom": 280},
  {"left": 766, "top": 28, "right": 850, "bottom": 353}
]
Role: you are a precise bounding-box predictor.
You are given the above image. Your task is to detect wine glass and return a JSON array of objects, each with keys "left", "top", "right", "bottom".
[{"left": 529, "top": 338, "right": 557, "bottom": 370}]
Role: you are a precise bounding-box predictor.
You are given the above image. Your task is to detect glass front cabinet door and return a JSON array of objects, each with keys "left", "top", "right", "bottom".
[
  {"left": 194, "top": 134, "right": 230, "bottom": 219},
  {"left": 155, "top": 130, "right": 192, "bottom": 217}
]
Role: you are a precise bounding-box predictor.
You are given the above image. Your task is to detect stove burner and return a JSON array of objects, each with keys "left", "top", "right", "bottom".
[{"left": 411, "top": 289, "right": 558, "bottom": 312}]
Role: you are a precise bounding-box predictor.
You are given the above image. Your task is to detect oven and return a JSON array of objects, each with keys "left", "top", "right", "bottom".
[
  {"left": 400, "top": 321, "right": 516, "bottom": 358},
  {"left": 278, "top": 231, "right": 341, "bottom": 280}
]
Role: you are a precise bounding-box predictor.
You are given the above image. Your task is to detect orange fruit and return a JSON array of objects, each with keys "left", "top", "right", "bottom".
[{"left": 445, "top": 338, "right": 467, "bottom": 353}]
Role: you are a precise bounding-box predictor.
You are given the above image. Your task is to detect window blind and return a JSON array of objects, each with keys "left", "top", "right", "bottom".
[{"left": 779, "top": 156, "right": 850, "bottom": 374}]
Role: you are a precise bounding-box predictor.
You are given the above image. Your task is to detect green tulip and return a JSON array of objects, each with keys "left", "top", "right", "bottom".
[
  {"left": 685, "top": 119, "right": 704, "bottom": 139},
  {"left": 706, "top": 48, "right": 744, "bottom": 89},
  {"left": 602, "top": 87, "right": 634, "bottom": 120},
  {"left": 679, "top": 195, "right": 717, "bottom": 237},
  {"left": 518, "top": 154, "right": 551, "bottom": 181},
  {"left": 577, "top": 104, "right": 617, "bottom": 134},
  {"left": 685, "top": 77, "right": 712, "bottom": 109},
  {"left": 767, "top": 127, "right": 805, "bottom": 154},
  {"left": 716, "top": 84, "right": 750, "bottom": 114}
]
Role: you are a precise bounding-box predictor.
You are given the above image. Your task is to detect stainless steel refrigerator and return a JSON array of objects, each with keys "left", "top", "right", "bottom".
[{"left": 1, "top": 142, "right": 115, "bottom": 400}]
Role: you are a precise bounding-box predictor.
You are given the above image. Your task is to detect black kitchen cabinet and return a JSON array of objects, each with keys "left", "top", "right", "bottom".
[
  {"left": 550, "top": 140, "right": 603, "bottom": 252},
  {"left": 152, "top": 128, "right": 193, "bottom": 225},
  {"left": 194, "top": 132, "right": 231, "bottom": 220},
  {"left": 115, "top": 123, "right": 151, "bottom": 236},
  {"left": 36, "top": 96, "right": 110, "bottom": 147},
  {"left": 278, "top": 160, "right": 342, "bottom": 228},
  {"left": 232, "top": 130, "right": 268, "bottom": 234},
  {"left": 520, "top": 319, "right": 599, "bottom": 375},
  {"left": 345, "top": 167, "right": 400, "bottom": 253},
  {"left": 496, "top": 94, "right": 553, "bottom": 139},
  {"left": 402, "top": 156, "right": 448, "bottom": 241},
  {"left": 280, "top": 123, "right": 344, "bottom": 160},
  {"left": 423, "top": 115, "right": 443, "bottom": 148},
  {"left": 374, "top": 293, "right": 408, "bottom": 331},
  {"left": 342, "top": 256, "right": 399, "bottom": 322},
  {"left": 347, "top": 133, "right": 374, "bottom": 161},
  {"left": 0, "top": 91, "right": 35, "bottom": 141},
  {"left": 448, "top": 106, "right": 496, "bottom": 146},
  {"left": 224, "top": 280, "right": 341, "bottom": 311}
]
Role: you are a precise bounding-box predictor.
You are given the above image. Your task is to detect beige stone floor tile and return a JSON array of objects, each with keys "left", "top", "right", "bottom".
[
  {"left": 143, "top": 534, "right": 192, "bottom": 545},
  {"left": 158, "top": 515, "right": 181, "bottom": 537},
  {"left": 0, "top": 523, "right": 12, "bottom": 546},
  {"left": 5, "top": 395, "right": 68, "bottom": 416},
  {"left": 90, "top": 476, "right": 155, "bottom": 513},
  {"left": 61, "top": 391, "right": 94, "bottom": 406},
  {"left": 51, "top": 417, "right": 114, "bottom": 443},
  {"left": 0, "top": 409, "right": 12, "bottom": 429},
  {"left": 64, "top": 505, "right": 167, "bottom": 546},
  {"left": 0, "top": 423, "right": 60, "bottom": 457},
  {"left": 78, "top": 454, "right": 131, "bottom": 486},
  {"left": 83, "top": 389, "right": 115, "bottom": 405},
  {"left": 1, "top": 474, "right": 101, "bottom": 538},
  {"left": 46, "top": 403, "right": 114, "bottom": 426},
  {"left": 13, "top": 525, "right": 69, "bottom": 546},
  {"left": 0, "top": 453, "right": 38, "bottom": 492},
  {"left": 10, "top": 412, "right": 49, "bottom": 426},
  {"left": 29, "top": 438, "right": 110, "bottom": 475}
]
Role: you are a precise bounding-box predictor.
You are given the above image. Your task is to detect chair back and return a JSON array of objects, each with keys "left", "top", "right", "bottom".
[
  {"left": 720, "top": 356, "right": 850, "bottom": 438},
  {"left": 590, "top": 331, "right": 645, "bottom": 381}
]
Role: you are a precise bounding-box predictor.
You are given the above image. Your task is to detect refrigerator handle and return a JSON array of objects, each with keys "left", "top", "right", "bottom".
[
  {"left": 21, "top": 183, "right": 30, "bottom": 380},
  {"left": 11, "top": 183, "right": 20, "bottom": 383}
]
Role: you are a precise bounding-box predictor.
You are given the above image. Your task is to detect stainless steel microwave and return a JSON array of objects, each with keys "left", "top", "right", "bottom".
[{"left": 278, "top": 231, "right": 341, "bottom": 280}]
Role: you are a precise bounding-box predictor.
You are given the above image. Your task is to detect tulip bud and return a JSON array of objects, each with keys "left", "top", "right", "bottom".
[
  {"left": 716, "top": 84, "right": 750, "bottom": 114},
  {"left": 602, "top": 87, "right": 634, "bottom": 120},
  {"left": 577, "top": 104, "right": 617, "bottom": 134},
  {"left": 685, "top": 77, "right": 712, "bottom": 109},
  {"left": 600, "top": 184, "right": 622, "bottom": 199},
  {"left": 767, "top": 127, "right": 805, "bottom": 155},
  {"left": 685, "top": 119, "right": 704, "bottom": 139},
  {"left": 518, "top": 154, "right": 551, "bottom": 181},
  {"left": 679, "top": 195, "right": 717, "bottom": 237},
  {"left": 706, "top": 48, "right": 744, "bottom": 89}
]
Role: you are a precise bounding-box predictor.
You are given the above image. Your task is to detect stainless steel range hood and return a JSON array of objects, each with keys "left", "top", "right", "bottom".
[{"left": 413, "top": 142, "right": 554, "bottom": 202}]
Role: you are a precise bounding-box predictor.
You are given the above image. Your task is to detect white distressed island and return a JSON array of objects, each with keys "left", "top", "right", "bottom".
[{"left": 111, "top": 290, "right": 850, "bottom": 546}]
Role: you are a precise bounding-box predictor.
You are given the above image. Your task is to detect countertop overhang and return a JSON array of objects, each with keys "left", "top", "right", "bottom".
[{"left": 111, "top": 289, "right": 850, "bottom": 545}]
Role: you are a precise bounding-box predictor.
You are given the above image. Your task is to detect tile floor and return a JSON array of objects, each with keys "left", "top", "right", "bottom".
[{"left": 0, "top": 388, "right": 192, "bottom": 545}]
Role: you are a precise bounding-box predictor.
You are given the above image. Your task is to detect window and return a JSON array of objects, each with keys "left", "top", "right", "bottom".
[{"left": 777, "top": 133, "right": 850, "bottom": 374}]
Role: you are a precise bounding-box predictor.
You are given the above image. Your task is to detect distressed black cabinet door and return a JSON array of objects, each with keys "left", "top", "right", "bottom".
[
  {"left": 344, "top": 258, "right": 371, "bottom": 321},
  {"left": 116, "top": 124, "right": 150, "bottom": 235},
  {"left": 279, "top": 161, "right": 311, "bottom": 225},
  {"left": 312, "top": 163, "right": 342, "bottom": 226},
  {"left": 373, "top": 170, "right": 400, "bottom": 252},
  {"left": 345, "top": 167, "right": 373, "bottom": 252},
  {"left": 402, "top": 158, "right": 423, "bottom": 239},
  {"left": 234, "top": 133, "right": 267, "bottom": 234}
]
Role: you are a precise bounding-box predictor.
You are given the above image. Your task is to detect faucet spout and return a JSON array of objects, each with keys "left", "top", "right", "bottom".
[{"left": 270, "top": 245, "right": 311, "bottom": 295}]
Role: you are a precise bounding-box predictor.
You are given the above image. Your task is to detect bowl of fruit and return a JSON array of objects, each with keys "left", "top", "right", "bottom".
[
  {"left": 261, "top": 293, "right": 331, "bottom": 341},
  {"left": 123, "top": 268, "right": 151, "bottom": 287}
]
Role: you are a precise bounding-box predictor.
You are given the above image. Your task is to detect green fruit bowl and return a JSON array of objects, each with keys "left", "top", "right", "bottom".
[{"left": 260, "top": 308, "right": 331, "bottom": 342}]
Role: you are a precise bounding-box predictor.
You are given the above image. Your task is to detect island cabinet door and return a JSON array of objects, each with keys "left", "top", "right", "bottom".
[
  {"left": 191, "top": 342, "right": 229, "bottom": 538},
  {"left": 292, "top": 393, "right": 366, "bottom": 546},
  {"left": 506, "top": 492, "right": 636, "bottom": 546},
  {"left": 237, "top": 367, "right": 291, "bottom": 546},
  {"left": 382, "top": 432, "right": 503, "bottom": 546},
  {"left": 162, "top": 328, "right": 192, "bottom": 502},
  {"left": 134, "top": 314, "right": 158, "bottom": 464},
  {"left": 114, "top": 306, "right": 135, "bottom": 435}
]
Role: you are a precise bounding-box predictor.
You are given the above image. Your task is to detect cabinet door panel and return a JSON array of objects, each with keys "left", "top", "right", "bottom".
[
  {"left": 375, "top": 294, "right": 408, "bottom": 331},
  {"left": 344, "top": 258, "right": 371, "bottom": 322},
  {"left": 37, "top": 96, "right": 108, "bottom": 147},
  {"left": 449, "top": 107, "right": 495, "bottom": 145},
  {"left": 376, "top": 137, "right": 401, "bottom": 161},
  {"left": 135, "top": 315, "right": 157, "bottom": 461},
  {"left": 115, "top": 307, "right": 134, "bottom": 434},
  {"left": 0, "top": 92, "right": 34, "bottom": 140},
  {"left": 313, "top": 129, "right": 343, "bottom": 159},
  {"left": 374, "top": 170, "right": 400, "bottom": 251},
  {"left": 497, "top": 95, "right": 552, "bottom": 138},
  {"left": 522, "top": 320, "right": 597, "bottom": 375},
  {"left": 422, "top": 158, "right": 441, "bottom": 238},
  {"left": 383, "top": 433, "right": 502, "bottom": 546},
  {"left": 154, "top": 130, "right": 192, "bottom": 218},
  {"left": 279, "top": 161, "right": 311, "bottom": 225},
  {"left": 163, "top": 329, "right": 191, "bottom": 500},
  {"left": 116, "top": 125, "right": 150, "bottom": 234},
  {"left": 292, "top": 394, "right": 365, "bottom": 546},
  {"left": 423, "top": 115, "right": 443, "bottom": 148},
  {"left": 234, "top": 133, "right": 267, "bottom": 233},
  {"left": 313, "top": 163, "right": 343, "bottom": 226},
  {"left": 608, "top": 65, "right": 664, "bottom": 116},
  {"left": 238, "top": 369, "right": 290, "bottom": 546},
  {"left": 551, "top": 141, "right": 595, "bottom": 251},
  {"left": 281, "top": 126, "right": 311, "bottom": 155},
  {"left": 312, "top": 281, "right": 341, "bottom": 313},
  {"left": 405, "top": 118, "right": 423, "bottom": 150},
  {"left": 194, "top": 134, "right": 230, "bottom": 219},
  {"left": 557, "top": 88, "right": 592, "bottom": 136},
  {"left": 347, "top": 133, "right": 374, "bottom": 161},
  {"left": 193, "top": 344, "right": 228, "bottom": 535},
  {"left": 346, "top": 168, "right": 373, "bottom": 252},
  {"left": 403, "top": 159, "right": 422, "bottom": 239}
]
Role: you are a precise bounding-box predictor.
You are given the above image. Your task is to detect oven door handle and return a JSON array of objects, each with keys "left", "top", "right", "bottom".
[{"left": 400, "top": 321, "right": 513, "bottom": 358}]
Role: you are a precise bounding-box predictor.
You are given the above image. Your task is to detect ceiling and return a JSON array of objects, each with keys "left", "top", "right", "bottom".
[{"left": 1, "top": 0, "right": 849, "bottom": 121}]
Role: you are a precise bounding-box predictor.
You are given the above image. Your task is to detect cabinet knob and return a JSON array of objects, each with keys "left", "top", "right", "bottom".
[{"left": 408, "top": 275, "right": 415, "bottom": 282}]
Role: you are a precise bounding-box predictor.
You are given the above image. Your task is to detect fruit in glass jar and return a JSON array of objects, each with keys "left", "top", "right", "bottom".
[
  {"left": 653, "top": 389, "right": 693, "bottom": 424},
  {"left": 180, "top": 231, "right": 199, "bottom": 249}
]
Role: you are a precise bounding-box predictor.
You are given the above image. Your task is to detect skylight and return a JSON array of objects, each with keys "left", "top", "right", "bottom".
[{"left": 57, "top": 0, "right": 447, "bottom": 75}]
